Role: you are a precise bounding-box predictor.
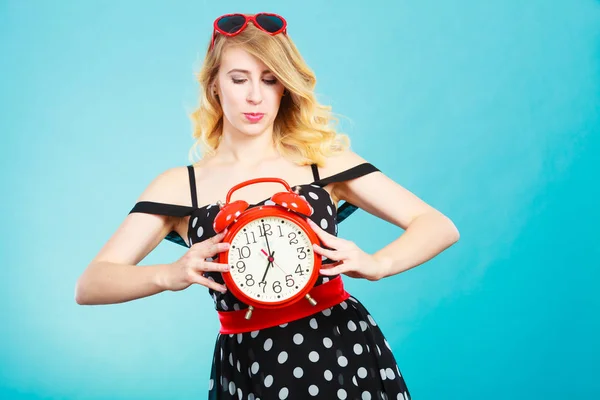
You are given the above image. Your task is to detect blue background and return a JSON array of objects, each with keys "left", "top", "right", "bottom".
[{"left": 1, "top": 0, "right": 599, "bottom": 399}]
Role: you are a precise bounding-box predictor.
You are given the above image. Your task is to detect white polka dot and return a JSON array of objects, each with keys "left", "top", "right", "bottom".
[
  {"left": 323, "top": 337, "right": 333, "bottom": 348},
  {"left": 309, "top": 318, "right": 318, "bottom": 329},
  {"left": 359, "top": 321, "right": 368, "bottom": 331},
  {"left": 293, "top": 367, "right": 304, "bottom": 378},
  {"left": 248, "top": 394, "right": 255, "bottom": 400},
  {"left": 322, "top": 308, "right": 332, "bottom": 317},
  {"left": 237, "top": 333, "right": 243, "bottom": 344},
  {"left": 309, "top": 192, "right": 319, "bottom": 200},
  {"left": 250, "top": 330, "right": 259, "bottom": 338},
  {"left": 338, "top": 356, "right": 348, "bottom": 367},
  {"left": 322, "top": 277, "right": 329, "bottom": 283},
  {"left": 228, "top": 353, "right": 233, "bottom": 366},
  {"left": 380, "top": 369, "right": 387, "bottom": 380},
  {"left": 352, "top": 375, "right": 358, "bottom": 386},
  {"left": 237, "top": 388, "right": 242, "bottom": 399},
  {"left": 277, "top": 351, "right": 288, "bottom": 364},
  {"left": 291, "top": 202, "right": 298, "bottom": 208},
  {"left": 264, "top": 338, "right": 273, "bottom": 351},
  {"left": 348, "top": 297, "right": 358, "bottom": 303},
  {"left": 264, "top": 375, "right": 273, "bottom": 387},
  {"left": 386, "top": 368, "right": 395, "bottom": 379},
  {"left": 228, "top": 381, "right": 235, "bottom": 395},
  {"left": 385, "top": 339, "right": 391, "bottom": 350},
  {"left": 357, "top": 367, "right": 367, "bottom": 378},
  {"left": 308, "top": 385, "right": 319, "bottom": 396},
  {"left": 324, "top": 370, "right": 333, "bottom": 381},
  {"left": 192, "top": 217, "right": 198, "bottom": 228},
  {"left": 327, "top": 205, "right": 333, "bottom": 215},
  {"left": 337, "top": 389, "right": 347, "bottom": 399},
  {"left": 293, "top": 333, "right": 304, "bottom": 344},
  {"left": 251, "top": 362, "right": 259, "bottom": 374},
  {"left": 354, "top": 344, "right": 363, "bottom": 355},
  {"left": 340, "top": 301, "right": 348, "bottom": 310},
  {"left": 237, "top": 360, "right": 241, "bottom": 372},
  {"left": 208, "top": 379, "right": 214, "bottom": 390},
  {"left": 220, "top": 300, "right": 228, "bottom": 310},
  {"left": 367, "top": 314, "right": 377, "bottom": 326},
  {"left": 197, "top": 226, "right": 204, "bottom": 237},
  {"left": 265, "top": 200, "right": 276, "bottom": 206},
  {"left": 279, "top": 387, "right": 289, "bottom": 399},
  {"left": 233, "top": 303, "right": 240, "bottom": 311},
  {"left": 279, "top": 323, "right": 288, "bottom": 328},
  {"left": 376, "top": 345, "right": 382, "bottom": 355},
  {"left": 362, "top": 391, "right": 372, "bottom": 400},
  {"left": 347, "top": 321, "right": 357, "bottom": 331},
  {"left": 309, "top": 351, "right": 319, "bottom": 362},
  {"left": 320, "top": 218, "right": 328, "bottom": 229},
  {"left": 282, "top": 202, "right": 288, "bottom": 208}
]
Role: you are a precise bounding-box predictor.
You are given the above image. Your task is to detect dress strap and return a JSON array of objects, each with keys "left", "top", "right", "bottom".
[
  {"left": 313, "top": 162, "right": 381, "bottom": 224},
  {"left": 187, "top": 165, "right": 198, "bottom": 208},
  {"left": 310, "top": 163, "right": 320, "bottom": 181},
  {"left": 313, "top": 162, "right": 380, "bottom": 187},
  {"left": 128, "top": 202, "right": 195, "bottom": 248}
]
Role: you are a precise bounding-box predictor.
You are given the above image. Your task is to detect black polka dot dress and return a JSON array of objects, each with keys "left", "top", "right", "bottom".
[{"left": 129, "top": 163, "right": 412, "bottom": 400}]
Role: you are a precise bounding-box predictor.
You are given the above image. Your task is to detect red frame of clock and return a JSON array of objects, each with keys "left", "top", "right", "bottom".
[{"left": 214, "top": 177, "right": 322, "bottom": 310}]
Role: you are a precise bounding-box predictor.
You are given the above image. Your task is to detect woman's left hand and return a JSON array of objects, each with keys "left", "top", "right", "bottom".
[{"left": 307, "top": 219, "right": 388, "bottom": 281}]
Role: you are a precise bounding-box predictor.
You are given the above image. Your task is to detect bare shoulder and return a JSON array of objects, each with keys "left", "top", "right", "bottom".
[
  {"left": 89, "top": 165, "right": 191, "bottom": 266},
  {"left": 319, "top": 149, "right": 369, "bottom": 177},
  {"left": 324, "top": 149, "right": 441, "bottom": 230},
  {"left": 135, "top": 165, "right": 191, "bottom": 205}
]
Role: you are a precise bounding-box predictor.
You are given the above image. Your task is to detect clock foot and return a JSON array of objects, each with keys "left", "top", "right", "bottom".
[
  {"left": 245, "top": 306, "right": 254, "bottom": 320},
  {"left": 305, "top": 294, "right": 317, "bottom": 306}
]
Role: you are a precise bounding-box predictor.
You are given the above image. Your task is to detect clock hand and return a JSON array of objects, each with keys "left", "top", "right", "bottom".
[
  {"left": 261, "top": 249, "right": 286, "bottom": 274},
  {"left": 260, "top": 250, "right": 274, "bottom": 283}
]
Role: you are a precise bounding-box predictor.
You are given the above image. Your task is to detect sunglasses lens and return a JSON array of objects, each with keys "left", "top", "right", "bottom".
[
  {"left": 255, "top": 14, "right": 284, "bottom": 33},
  {"left": 216, "top": 15, "right": 246, "bottom": 33}
]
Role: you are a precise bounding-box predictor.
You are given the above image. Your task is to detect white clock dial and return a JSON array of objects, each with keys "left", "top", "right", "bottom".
[{"left": 227, "top": 216, "right": 315, "bottom": 303}]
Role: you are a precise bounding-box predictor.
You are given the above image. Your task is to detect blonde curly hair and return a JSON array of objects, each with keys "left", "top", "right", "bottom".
[{"left": 188, "top": 22, "right": 350, "bottom": 167}]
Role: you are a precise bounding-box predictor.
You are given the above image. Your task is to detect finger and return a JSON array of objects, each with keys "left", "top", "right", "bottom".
[
  {"left": 199, "top": 261, "right": 231, "bottom": 273},
  {"left": 307, "top": 218, "right": 343, "bottom": 248},
  {"left": 189, "top": 270, "right": 227, "bottom": 293},
  {"left": 313, "top": 243, "right": 342, "bottom": 261},
  {"left": 203, "top": 242, "right": 231, "bottom": 258},
  {"left": 320, "top": 263, "right": 350, "bottom": 276}
]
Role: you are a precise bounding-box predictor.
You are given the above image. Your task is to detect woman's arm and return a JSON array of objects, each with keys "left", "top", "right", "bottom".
[
  {"left": 75, "top": 168, "right": 181, "bottom": 305},
  {"left": 331, "top": 151, "right": 460, "bottom": 279}
]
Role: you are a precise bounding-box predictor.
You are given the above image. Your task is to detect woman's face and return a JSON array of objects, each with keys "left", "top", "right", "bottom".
[{"left": 215, "top": 46, "right": 286, "bottom": 137}]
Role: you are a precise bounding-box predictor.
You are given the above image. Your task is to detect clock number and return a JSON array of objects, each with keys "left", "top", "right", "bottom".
[
  {"left": 236, "top": 246, "right": 251, "bottom": 259},
  {"left": 258, "top": 223, "right": 272, "bottom": 237},
  {"left": 272, "top": 281, "right": 282, "bottom": 293},
  {"left": 243, "top": 231, "right": 257, "bottom": 245},
  {"left": 277, "top": 225, "right": 284, "bottom": 237},
  {"left": 236, "top": 261, "right": 246, "bottom": 274},
  {"left": 285, "top": 274, "right": 295, "bottom": 287},
  {"left": 258, "top": 281, "right": 267, "bottom": 293},
  {"left": 297, "top": 247, "right": 308, "bottom": 260},
  {"left": 288, "top": 232, "right": 299, "bottom": 245},
  {"left": 295, "top": 264, "right": 304, "bottom": 276},
  {"left": 245, "top": 274, "right": 255, "bottom": 287}
]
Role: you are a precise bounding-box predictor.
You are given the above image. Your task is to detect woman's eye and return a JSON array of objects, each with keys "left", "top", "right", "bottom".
[{"left": 232, "top": 78, "right": 247, "bottom": 84}]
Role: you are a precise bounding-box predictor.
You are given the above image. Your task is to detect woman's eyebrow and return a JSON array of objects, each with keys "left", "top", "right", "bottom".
[{"left": 226, "top": 68, "right": 272, "bottom": 75}]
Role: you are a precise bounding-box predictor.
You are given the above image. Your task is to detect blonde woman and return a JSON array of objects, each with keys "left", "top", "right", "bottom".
[{"left": 76, "top": 13, "right": 459, "bottom": 400}]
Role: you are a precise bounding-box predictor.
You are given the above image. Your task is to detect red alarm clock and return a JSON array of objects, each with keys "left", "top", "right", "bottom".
[{"left": 214, "top": 178, "right": 322, "bottom": 319}]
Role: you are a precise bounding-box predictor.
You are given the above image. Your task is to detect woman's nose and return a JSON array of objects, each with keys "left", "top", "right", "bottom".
[{"left": 246, "top": 82, "right": 263, "bottom": 104}]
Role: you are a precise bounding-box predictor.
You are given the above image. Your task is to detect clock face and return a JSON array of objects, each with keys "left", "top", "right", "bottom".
[{"left": 227, "top": 216, "right": 315, "bottom": 303}]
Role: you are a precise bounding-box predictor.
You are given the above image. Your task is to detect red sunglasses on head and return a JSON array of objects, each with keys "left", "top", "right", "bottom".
[{"left": 210, "top": 13, "right": 288, "bottom": 50}]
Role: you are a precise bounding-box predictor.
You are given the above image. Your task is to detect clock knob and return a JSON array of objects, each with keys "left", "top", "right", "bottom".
[
  {"left": 270, "top": 192, "right": 312, "bottom": 216},
  {"left": 245, "top": 305, "right": 254, "bottom": 320},
  {"left": 213, "top": 200, "right": 249, "bottom": 233},
  {"left": 305, "top": 293, "right": 318, "bottom": 306}
]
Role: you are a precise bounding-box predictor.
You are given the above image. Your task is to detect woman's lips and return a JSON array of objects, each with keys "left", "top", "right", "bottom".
[{"left": 244, "top": 113, "right": 264, "bottom": 123}]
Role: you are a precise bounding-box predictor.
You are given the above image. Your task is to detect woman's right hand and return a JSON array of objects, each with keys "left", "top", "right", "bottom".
[{"left": 159, "top": 231, "right": 230, "bottom": 293}]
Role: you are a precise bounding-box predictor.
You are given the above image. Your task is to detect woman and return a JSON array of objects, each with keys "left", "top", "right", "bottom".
[{"left": 75, "top": 13, "right": 459, "bottom": 400}]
